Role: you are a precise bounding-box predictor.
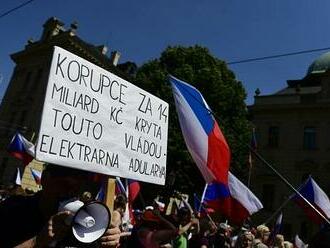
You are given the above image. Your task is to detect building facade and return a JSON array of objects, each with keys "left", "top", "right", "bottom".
[
  {"left": 0, "top": 17, "right": 134, "bottom": 189},
  {"left": 250, "top": 52, "right": 330, "bottom": 241}
]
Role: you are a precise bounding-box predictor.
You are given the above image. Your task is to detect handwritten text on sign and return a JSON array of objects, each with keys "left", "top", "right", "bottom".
[{"left": 36, "top": 47, "right": 168, "bottom": 185}]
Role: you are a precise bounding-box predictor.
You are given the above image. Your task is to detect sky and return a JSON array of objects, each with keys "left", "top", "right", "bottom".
[{"left": 1, "top": 0, "right": 330, "bottom": 105}]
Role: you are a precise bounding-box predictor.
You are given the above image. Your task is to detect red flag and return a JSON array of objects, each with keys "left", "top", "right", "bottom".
[{"left": 128, "top": 179, "right": 140, "bottom": 203}]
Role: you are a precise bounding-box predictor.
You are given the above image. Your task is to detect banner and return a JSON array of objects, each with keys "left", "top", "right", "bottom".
[{"left": 36, "top": 47, "right": 168, "bottom": 185}]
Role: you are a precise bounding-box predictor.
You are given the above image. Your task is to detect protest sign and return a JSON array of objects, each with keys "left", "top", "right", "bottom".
[{"left": 36, "top": 46, "right": 168, "bottom": 185}]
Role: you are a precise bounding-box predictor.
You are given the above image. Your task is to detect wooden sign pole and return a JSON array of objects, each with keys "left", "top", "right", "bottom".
[{"left": 105, "top": 178, "right": 116, "bottom": 213}]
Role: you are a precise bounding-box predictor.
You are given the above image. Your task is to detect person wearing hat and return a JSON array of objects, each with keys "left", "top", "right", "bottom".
[
  {"left": 253, "top": 225, "right": 270, "bottom": 248},
  {"left": 0, "top": 164, "right": 121, "bottom": 247}
]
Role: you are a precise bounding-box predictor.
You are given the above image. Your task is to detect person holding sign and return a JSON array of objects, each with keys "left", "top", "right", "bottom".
[{"left": 0, "top": 164, "right": 121, "bottom": 247}]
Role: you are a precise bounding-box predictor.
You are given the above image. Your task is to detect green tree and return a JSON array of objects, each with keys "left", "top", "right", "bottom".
[{"left": 134, "top": 45, "right": 250, "bottom": 197}]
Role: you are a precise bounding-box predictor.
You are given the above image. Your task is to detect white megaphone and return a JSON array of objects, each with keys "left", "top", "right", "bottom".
[{"left": 58, "top": 198, "right": 111, "bottom": 243}]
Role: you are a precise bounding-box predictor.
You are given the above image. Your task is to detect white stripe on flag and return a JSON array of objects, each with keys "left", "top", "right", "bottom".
[
  {"left": 228, "top": 172, "right": 263, "bottom": 214},
  {"left": 15, "top": 168, "right": 21, "bottom": 185},
  {"left": 171, "top": 80, "right": 214, "bottom": 182}
]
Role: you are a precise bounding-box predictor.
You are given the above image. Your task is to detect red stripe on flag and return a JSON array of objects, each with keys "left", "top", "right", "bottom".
[
  {"left": 205, "top": 197, "right": 250, "bottom": 225},
  {"left": 207, "top": 122, "right": 230, "bottom": 184},
  {"left": 129, "top": 180, "right": 140, "bottom": 203},
  {"left": 295, "top": 198, "right": 326, "bottom": 224}
]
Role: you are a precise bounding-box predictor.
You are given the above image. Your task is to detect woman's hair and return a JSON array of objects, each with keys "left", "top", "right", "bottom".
[{"left": 114, "top": 194, "right": 127, "bottom": 210}]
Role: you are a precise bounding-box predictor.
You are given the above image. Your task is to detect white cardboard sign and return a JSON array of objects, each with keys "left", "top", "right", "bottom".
[{"left": 36, "top": 46, "right": 168, "bottom": 185}]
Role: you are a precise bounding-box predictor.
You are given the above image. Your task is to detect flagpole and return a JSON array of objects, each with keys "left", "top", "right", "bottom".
[
  {"left": 30, "top": 132, "right": 35, "bottom": 142},
  {"left": 263, "top": 196, "right": 291, "bottom": 225},
  {"left": 247, "top": 168, "right": 252, "bottom": 187},
  {"left": 247, "top": 153, "right": 252, "bottom": 188},
  {"left": 116, "top": 177, "right": 127, "bottom": 195},
  {"left": 124, "top": 178, "right": 130, "bottom": 225},
  {"left": 248, "top": 127, "right": 257, "bottom": 188},
  {"left": 199, "top": 184, "right": 208, "bottom": 213},
  {"left": 125, "top": 178, "right": 129, "bottom": 199},
  {"left": 250, "top": 147, "right": 330, "bottom": 225},
  {"left": 205, "top": 211, "right": 217, "bottom": 228},
  {"left": 169, "top": 75, "right": 330, "bottom": 225},
  {"left": 194, "top": 193, "right": 217, "bottom": 228}
]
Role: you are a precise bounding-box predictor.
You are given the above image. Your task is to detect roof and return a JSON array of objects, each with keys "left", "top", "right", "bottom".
[
  {"left": 275, "top": 86, "right": 321, "bottom": 95},
  {"left": 307, "top": 51, "right": 330, "bottom": 75},
  {"left": 10, "top": 17, "right": 133, "bottom": 82}
]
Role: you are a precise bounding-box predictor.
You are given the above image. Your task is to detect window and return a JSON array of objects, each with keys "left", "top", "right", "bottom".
[
  {"left": 268, "top": 126, "right": 279, "bottom": 147},
  {"left": 262, "top": 184, "right": 275, "bottom": 211},
  {"left": 303, "top": 127, "right": 316, "bottom": 150}
]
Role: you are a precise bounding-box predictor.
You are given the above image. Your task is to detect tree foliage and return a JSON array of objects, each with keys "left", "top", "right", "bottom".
[{"left": 133, "top": 45, "right": 250, "bottom": 197}]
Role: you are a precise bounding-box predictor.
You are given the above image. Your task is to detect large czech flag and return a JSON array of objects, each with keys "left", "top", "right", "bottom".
[
  {"left": 293, "top": 176, "right": 330, "bottom": 224},
  {"left": 8, "top": 132, "right": 35, "bottom": 166},
  {"left": 204, "top": 172, "right": 263, "bottom": 224},
  {"left": 170, "top": 75, "right": 230, "bottom": 190}
]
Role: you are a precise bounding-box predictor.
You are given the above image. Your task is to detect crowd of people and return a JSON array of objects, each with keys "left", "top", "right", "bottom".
[
  {"left": 0, "top": 164, "right": 329, "bottom": 247},
  {"left": 123, "top": 211, "right": 303, "bottom": 248}
]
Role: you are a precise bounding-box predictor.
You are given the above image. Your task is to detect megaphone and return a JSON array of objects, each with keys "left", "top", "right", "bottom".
[{"left": 59, "top": 199, "right": 111, "bottom": 243}]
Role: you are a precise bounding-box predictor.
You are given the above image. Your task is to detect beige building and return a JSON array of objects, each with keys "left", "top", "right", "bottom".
[
  {"left": 250, "top": 52, "right": 330, "bottom": 241},
  {"left": 0, "top": 17, "right": 133, "bottom": 190}
]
